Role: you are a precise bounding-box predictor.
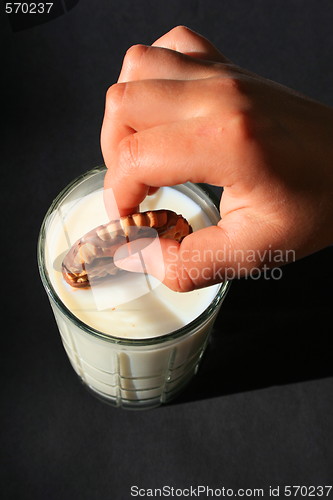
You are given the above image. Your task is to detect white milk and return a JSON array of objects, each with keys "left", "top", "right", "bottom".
[
  {"left": 47, "top": 187, "right": 219, "bottom": 338},
  {"left": 41, "top": 171, "right": 228, "bottom": 408}
]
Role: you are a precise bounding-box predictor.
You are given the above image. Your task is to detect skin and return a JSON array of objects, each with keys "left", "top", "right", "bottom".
[{"left": 101, "top": 26, "right": 333, "bottom": 292}]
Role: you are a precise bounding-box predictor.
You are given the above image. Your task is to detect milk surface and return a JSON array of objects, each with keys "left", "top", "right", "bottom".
[{"left": 46, "top": 186, "right": 220, "bottom": 339}]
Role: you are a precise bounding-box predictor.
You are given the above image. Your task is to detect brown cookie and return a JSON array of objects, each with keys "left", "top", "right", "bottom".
[{"left": 62, "top": 209, "right": 192, "bottom": 288}]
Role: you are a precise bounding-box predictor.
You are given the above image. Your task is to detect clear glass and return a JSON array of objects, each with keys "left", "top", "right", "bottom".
[{"left": 38, "top": 166, "right": 230, "bottom": 409}]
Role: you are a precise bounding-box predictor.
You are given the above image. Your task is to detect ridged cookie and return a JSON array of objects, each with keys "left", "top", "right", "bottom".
[{"left": 62, "top": 209, "right": 192, "bottom": 288}]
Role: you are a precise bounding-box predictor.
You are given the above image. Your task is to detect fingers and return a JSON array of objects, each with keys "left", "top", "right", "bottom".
[
  {"left": 101, "top": 77, "right": 229, "bottom": 165},
  {"left": 103, "top": 115, "right": 242, "bottom": 216},
  {"left": 118, "top": 26, "right": 231, "bottom": 83},
  {"left": 152, "top": 25, "right": 230, "bottom": 63},
  {"left": 101, "top": 27, "right": 241, "bottom": 220},
  {"left": 103, "top": 78, "right": 210, "bottom": 150},
  {"left": 118, "top": 44, "right": 221, "bottom": 83},
  {"left": 101, "top": 77, "right": 245, "bottom": 214},
  {"left": 101, "top": 79, "right": 198, "bottom": 210}
]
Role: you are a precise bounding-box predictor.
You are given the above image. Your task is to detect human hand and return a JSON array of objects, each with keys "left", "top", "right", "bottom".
[{"left": 101, "top": 26, "right": 333, "bottom": 291}]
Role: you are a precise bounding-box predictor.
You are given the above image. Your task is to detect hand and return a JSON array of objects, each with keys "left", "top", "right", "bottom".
[{"left": 101, "top": 26, "right": 333, "bottom": 291}]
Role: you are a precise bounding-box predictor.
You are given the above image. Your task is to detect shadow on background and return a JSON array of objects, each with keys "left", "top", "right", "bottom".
[{"left": 172, "top": 246, "right": 333, "bottom": 405}]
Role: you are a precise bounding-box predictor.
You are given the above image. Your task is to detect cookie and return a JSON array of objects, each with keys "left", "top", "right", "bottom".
[{"left": 62, "top": 209, "right": 192, "bottom": 288}]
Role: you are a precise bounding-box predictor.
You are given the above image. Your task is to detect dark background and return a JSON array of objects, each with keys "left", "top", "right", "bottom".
[{"left": 1, "top": 0, "right": 333, "bottom": 498}]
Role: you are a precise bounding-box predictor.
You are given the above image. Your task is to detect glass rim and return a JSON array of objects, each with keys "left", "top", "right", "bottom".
[{"left": 37, "top": 165, "right": 231, "bottom": 347}]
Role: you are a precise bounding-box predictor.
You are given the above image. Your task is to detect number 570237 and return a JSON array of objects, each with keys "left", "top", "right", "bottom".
[{"left": 5, "top": 3, "right": 53, "bottom": 14}]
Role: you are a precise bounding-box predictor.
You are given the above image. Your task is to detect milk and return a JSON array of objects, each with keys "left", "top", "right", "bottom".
[{"left": 40, "top": 167, "right": 229, "bottom": 408}]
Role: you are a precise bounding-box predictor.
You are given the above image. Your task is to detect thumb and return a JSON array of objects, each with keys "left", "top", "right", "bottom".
[
  {"left": 114, "top": 215, "right": 293, "bottom": 291},
  {"left": 114, "top": 221, "right": 278, "bottom": 292}
]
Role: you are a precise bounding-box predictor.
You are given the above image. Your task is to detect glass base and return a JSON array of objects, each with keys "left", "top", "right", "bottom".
[{"left": 78, "top": 367, "right": 198, "bottom": 410}]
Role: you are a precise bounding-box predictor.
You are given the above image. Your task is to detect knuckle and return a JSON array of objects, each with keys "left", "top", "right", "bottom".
[
  {"left": 124, "top": 43, "right": 149, "bottom": 67},
  {"left": 117, "top": 133, "right": 140, "bottom": 176},
  {"left": 175, "top": 271, "right": 196, "bottom": 293},
  {"left": 173, "top": 261, "right": 197, "bottom": 293},
  {"left": 105, "top": 82, "right": 128, "bottom": 116},
  {"left": 214, "top": 75, "right": 241, "bottom": 93},
  {"left": 169, "top": 25, "right": 192, "bottom": 37},
  {"left": 224, "top": 75, "right": 241, "bottom": 92},
  {"left": 228, "top": 109, "right": 254, "bottom": 141}
]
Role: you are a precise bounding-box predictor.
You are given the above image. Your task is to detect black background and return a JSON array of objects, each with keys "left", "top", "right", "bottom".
[{"left": 1, "top": 1, "right": 333, "bottom": 498}]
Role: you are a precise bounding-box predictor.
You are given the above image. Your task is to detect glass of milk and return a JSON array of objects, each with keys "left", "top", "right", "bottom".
[{"left": 38, "top": 166, "right": 230, "bottom": 409}]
